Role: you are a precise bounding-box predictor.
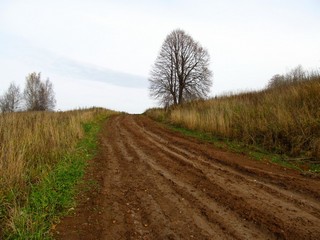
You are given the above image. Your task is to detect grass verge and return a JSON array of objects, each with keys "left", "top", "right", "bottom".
[
  {"left": 164, "top": 123, "right": 320, "bottom": 173},
  {"left": 3, "top": 115, "right": 107, "bottom": 239}
]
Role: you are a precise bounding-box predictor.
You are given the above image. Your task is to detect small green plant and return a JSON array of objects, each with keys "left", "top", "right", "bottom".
[{"left": 309, "top": 164, "right": 320, "bottom": 173}]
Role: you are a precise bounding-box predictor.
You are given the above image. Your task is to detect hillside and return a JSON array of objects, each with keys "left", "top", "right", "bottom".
[{"left": 146, "top": 73, "right": 320, "bottom": 162}]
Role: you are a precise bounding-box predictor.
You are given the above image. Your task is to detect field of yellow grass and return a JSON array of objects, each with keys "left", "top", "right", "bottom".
[
  {"left": 0, "top": 108, "right": 116, "bottom": 237},
  {"left": 146, "top": 77, "right": 320, "bottom": 160}
]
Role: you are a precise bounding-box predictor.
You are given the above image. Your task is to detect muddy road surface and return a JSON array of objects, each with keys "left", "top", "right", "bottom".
[{"left": 54, "top": 115, "right": 320, "bottom": 240}]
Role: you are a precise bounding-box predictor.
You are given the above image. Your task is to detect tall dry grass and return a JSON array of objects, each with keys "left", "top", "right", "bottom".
[
  {"left": 146, "top": 77, "right": 320, "bottom": 159},
  {"left": 0, "top": 108, "right": 115, "bottom": 230}
]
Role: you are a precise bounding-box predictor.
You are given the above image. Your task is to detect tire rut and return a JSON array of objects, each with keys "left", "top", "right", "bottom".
[
  {"left": 129, "top": 117, "right": 320, "bottom": 220},
  {"left": 133, "top": 116, "right": 320, "bottom": 201},
  {"left": 121, "top": 115, "right": 320, "bottom": 239},
  {"left": 114, "top": 117, "right": 220, "bottom": 239},
  {"left": 119, "top": 116, "right": 275, "bottom": 239}
]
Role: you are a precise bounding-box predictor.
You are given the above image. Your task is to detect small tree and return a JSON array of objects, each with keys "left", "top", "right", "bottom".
[
  {"left": 24, "top": 72, "right": 56, "bottom": 111},
  {"left": 0, "top": 82, "right": 21, "bottom": 113},
  {"left": 287, "top": 65, "right": 305, "bottom": 82},
  {"left": 268, "top": 65, "right": 308, "bottom": 89},
  {"left": 149, "top": 29, "right": 212, "bottom": 106},
  {"left": 267, "top": 74, "right": 286, "bottom": 88},
  {"left": 38, "top": 79, "right": 56, "bottom": 111}
]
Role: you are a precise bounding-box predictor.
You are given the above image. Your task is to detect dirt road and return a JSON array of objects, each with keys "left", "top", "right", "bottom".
[{"left": 54, "top": 115, "right": 320, "bottom": 240}]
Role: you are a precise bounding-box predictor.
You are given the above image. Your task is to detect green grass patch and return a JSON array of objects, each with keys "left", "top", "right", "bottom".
[
  {"left": 4, "top": 118, "right": 104, "bottom": 239},
  {"left": 308, "top": 163, "right": 320, "bottom": 173}
]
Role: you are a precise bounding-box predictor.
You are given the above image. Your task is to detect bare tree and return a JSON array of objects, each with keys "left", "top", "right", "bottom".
[
  {"left": 149, "top": 29, "right": 212, "bottom": 106},
  {"left": 288, "top": 65, "right": 305, "bottom": 82},
  {"left": 268, "top": 65, "right": 309, "bottom": 89},
  {"left": 267, "top": 74, "right": 286, "bottom": 88},
  {"left": 0, "top": 82, "right": 21, "bottom": 113},
  {"left": 38, "top": 79, "right": 56, "bottom": 111},
  {"left": 24, "top": 72, "right": 56, "bottom": 111}
]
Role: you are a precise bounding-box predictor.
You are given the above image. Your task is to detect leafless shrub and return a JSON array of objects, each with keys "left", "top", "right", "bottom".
[
  {"left": 0, "top": 82, "right": 21, "bottom": 113},
  {"left": 268, "top": 65, "right": 320, "bottom": 88}
]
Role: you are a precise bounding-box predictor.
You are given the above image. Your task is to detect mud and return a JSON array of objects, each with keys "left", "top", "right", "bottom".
[{"left": 53, "top": 115, "right": 320, "bottom": 239}]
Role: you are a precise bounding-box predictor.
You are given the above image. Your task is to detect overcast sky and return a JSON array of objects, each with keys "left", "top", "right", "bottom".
[{"left": 1, "top": 0, "right": 319, "bottom": 113}]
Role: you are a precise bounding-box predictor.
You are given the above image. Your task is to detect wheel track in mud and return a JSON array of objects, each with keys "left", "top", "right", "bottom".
[
  {"left": 54, "top": 115, "right": 320, "bottom": 240},
  {"left": 129, "top": 117, "right": 320, "bottom": 219}
]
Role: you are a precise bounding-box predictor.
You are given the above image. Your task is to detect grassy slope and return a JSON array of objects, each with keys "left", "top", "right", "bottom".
[
  {"left": 0, "top": 108, "right": 117, "bottom": 239},
  {"left": 145, "top": 78, "right": 320, "bottom": 173}
]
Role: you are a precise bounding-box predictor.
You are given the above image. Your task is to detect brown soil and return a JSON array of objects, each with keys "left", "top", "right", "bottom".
[{"left": 53, "top": 115, "right": 320, "bottom": 240}]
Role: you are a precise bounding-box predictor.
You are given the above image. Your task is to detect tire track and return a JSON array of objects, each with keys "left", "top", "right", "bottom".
[
  {"left": 129, "top": 117, "right": 320, "bottom": 219},
  {"left": 119, "top": 116, "right": 274, "bottom": 239},
  {"left": 133, "top": 116, "right": 320, "bottom": 201},
  {"left": 120, "top": 115, "right": 320, "bottom": 239},
  {"left": 114, "top": 118, "right": 220, "bottom": 239}
]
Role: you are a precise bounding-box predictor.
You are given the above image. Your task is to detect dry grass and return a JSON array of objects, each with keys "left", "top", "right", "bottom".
[
  {"left": 146, "top": 77, "right": 320, "bottom": 159},
  {"left": 0, "top": 108, "right": 116, "bottom": 233}
]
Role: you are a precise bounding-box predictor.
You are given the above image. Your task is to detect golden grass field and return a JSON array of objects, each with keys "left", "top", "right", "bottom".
[{"left": 0, "top": 108, "right": 116, "bottom": 236}]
